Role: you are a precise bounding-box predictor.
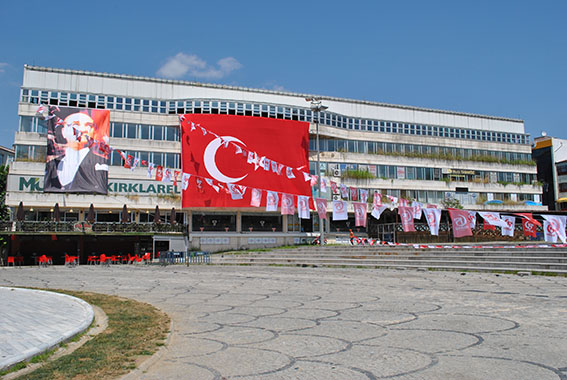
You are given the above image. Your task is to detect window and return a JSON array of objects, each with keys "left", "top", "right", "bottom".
[
  {"left": 154, "top": 125, "right": 164, "bottom": 140},
  {"left": 166, "top": 126, "right": 179, "bottom": 141},
  {"left": 112, "top": 123, "right": 124, "bottom": 138},
  {"left": 140, "top": 124, "right": 150, "bottom": 140},
  {"left": 127, "top": 123, "right": 137, "bottom": 139}
]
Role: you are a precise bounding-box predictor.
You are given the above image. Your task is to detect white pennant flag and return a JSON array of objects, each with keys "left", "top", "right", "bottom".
[
  {"left": 181, "top": 173, "right": 191, "bottom": 191},
  {"left": 250, "top": 188, "right": 262, "bottom": 207},
  {"left": 340, "top": 184, "right": 349, "bottom": 199},
  {"left": 228, "top": 183, "right": 243, "bottom": 200},
  {"left": 321, "top": 178, "right": 328, "bottom": 193},
  {"left": 298, "top": 195, "right": 310, "bottom": 219},
  {"left": 478, "top": 212, "right": 507, "bottom": 229},
  {"left": 371, "top": 205, "right": 387, "bottom": 220},
  {"left": 332, "top": 200, "right": 348, "bottom": 221},
  {"left": 501, "top": 215, "right": 515, "bottom": 237},
  {"left": 543, "top": 221, "right": 558, "bottom": 243},
  {"left": 131, "top": 157, "right": 140, "bottom": 171},
  {"left": 423, "top": 208, "right": 441, "bottom": 236},
  {"left": 281, "top": 193, "right": 295, "bottom": 215},
  {"left": 303, "top": 172, "right": 311, "bottom": 182},
  {"left": 411, "top": 201, "right": 422, "bottom": 219},
  {"left": 467, "top": 211, "right": 477, "bottom": 229},
  {"left": 542, "top": 215, "right": 567, "bottom": 243},
  {"left": 205, "top": 178, "right": 220, "bottom": 192},
  {"left": 147, "top": 163, "right": 155, "bottom": 178},
  {"left": 266, "top": 191, "right": 279, "bottom": 212},
  {"left": 162, "top": 168, "right": 172, "bottom": 184},
  {"left": 360, "top": 189, "right": 368, "bottom": 203},
  {"left": 286, "top": 167, "right": 295, "bottom": 179}
]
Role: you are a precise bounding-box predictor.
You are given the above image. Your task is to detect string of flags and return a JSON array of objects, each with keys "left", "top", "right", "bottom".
[{"left": 38, "top": 106, "right": 566, "bottom": 244}]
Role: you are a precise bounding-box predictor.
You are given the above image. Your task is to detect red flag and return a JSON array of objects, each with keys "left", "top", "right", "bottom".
[
  {"left": 124, "top": 155, "right": 133, "bottom": 169},
  {"left": 315, "top": 198, "right": 327, "bottom": 220},
  {"left": 522, "top": 218, "right": 537, "bottom": 238},
  {"left": 350, "top": 187, "right": 358, "bottom": 201},
  {"left": 448, "top": 208, "right": 473, "bottom": 238},
  {"left": 484, "top": 220, "right": 495, "bottom": 231},
  {"left": 514, "top": 213, "right": 542, "bottom": 227},
  {"left": 398, "top": 206, "right": 415, "bottom": 232},
  {"left": 180, "top": 114, "right": 311, "bottom": 208},
  {"left": 155, "top": 166, "right": 163, "bottom": 182},
  {"left": 330, "top": 181, "right": 338, "bottom": 194}
]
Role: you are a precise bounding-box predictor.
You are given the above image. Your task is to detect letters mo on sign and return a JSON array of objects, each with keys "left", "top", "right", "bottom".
[{"left": 15, "top": 176, "right": 181, "bottom": 194}]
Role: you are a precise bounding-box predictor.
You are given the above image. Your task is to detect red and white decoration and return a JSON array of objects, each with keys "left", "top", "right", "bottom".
[
  {"left": 501, "top": 215, "right": 516, "bottom": 237},
  {"left": 423, "top": 208, "right": 442, "bottom": 236},
  {"left": 398, "top": 206, "right": 415, "bottom": 232},
  {"left": 353, "top": 202, "right": 367, "bottom": 227},
  {"left": 315, "top": 198, "right": 327, "bottom": 220},
  {"left": 332, "top": 200, "right": 348, "bottom": 221},
  {"left": 281, "top": 193, "right": 295, "bottom": 215},
  {"left": 448, "top": 208, "right": 473, "bottom": 238}
]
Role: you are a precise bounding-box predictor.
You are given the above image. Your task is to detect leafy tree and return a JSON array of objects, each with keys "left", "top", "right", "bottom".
[{"left": 441, "top": 197, "right": 463, "bottom": 209}]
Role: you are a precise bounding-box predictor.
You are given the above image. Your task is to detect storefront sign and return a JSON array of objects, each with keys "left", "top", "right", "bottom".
[{"left": 12, "top": 175, "right": 180, "bottom": 194}]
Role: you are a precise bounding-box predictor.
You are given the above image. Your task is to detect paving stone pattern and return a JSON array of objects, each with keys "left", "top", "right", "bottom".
[{"left": 1, "top": 265, "right": 566, "bottom": 379}]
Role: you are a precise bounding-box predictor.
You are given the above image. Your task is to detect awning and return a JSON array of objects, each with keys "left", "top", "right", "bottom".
[{"left": 557, "top": 198, "right": 567, "bottom": 203}]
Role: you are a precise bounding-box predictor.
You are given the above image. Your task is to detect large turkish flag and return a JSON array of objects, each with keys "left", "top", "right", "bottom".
[{"left": 180, "top": 114, "right": 311, "bottom": 208}]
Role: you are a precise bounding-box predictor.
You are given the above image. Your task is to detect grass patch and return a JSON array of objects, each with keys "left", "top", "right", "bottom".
[{"left": 14, "top": 290, "right": 170, "bottom": 380}]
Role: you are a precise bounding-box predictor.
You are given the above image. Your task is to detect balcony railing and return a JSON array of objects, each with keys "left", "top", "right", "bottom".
[{"left": 0, "top": 221, "right": 185, "bottom": 234}]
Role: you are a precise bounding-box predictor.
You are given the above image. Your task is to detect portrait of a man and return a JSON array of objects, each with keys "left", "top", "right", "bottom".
[{"left": 44, "top": 107, "right": 110, "bottom": 194}]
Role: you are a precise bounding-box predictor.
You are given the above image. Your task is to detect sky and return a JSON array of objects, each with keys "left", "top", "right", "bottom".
[{"left": 0, "top": 0, "right": 565, "bottom": 149}]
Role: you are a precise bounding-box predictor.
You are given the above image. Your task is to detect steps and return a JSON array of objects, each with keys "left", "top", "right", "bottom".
[{"left": 210, "top": 245, "right": 567, "bottom": 275}]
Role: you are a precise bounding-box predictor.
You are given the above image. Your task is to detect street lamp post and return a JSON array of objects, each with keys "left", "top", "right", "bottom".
[{"left": 307, "top": 98, "right": 328, "bottom": 244}]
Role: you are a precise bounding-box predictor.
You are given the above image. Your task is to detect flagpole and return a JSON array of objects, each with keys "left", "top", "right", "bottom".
[{"left": 307, "top": 98, "right": 328, "bottom": 245}]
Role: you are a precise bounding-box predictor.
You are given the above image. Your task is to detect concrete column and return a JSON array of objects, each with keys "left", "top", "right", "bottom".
[
  {"left": 283, "top": 215, "right": 288, "bottom": 233},
  {"left": 236, "top": 211, "right": 241, "bottom": 232}
]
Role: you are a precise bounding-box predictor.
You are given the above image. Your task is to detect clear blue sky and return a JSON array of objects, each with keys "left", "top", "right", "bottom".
[{"left": 0, "top": 0, "right": 565, "bottom": 149}]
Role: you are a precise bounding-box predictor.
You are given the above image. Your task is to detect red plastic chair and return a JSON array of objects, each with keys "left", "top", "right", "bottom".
[
  {"left": 110, "top": 255, "right": 120, "bottom": 264},
  {"left": 99, "top": 254, "right": 110, "bottom": 266},
  {"left": 38, "top": 255, "right": 49, "bottom": 267},
  {"left": 142, "top": 252, "right": 151, "bottom": 264},
  {"left": 7, "top": 256, "right": 15, "bottom": 266},
  {"left": 65, "top": 254, "right": 78, "bottom": 266},
  {"left": 15, "top": 256, "right": 24, "bottom": 266},
  {"left": 87, "top": 255, "right": 99, "bottom": 265}
]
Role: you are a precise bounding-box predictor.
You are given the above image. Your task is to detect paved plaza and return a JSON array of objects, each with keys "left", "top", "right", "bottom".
[{"left": 1, "top": 264, "right": 566, "bottom": 379}]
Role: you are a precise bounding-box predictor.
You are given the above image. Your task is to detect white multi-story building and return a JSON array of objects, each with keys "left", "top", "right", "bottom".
[{"left": 3, "top": 65, "right": 543, "bottom": 259}]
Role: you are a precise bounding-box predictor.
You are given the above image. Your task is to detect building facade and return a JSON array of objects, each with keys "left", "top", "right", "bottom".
[
  {"left": 533, "top": 136, "right": 567, "bottom": 211},
  {"left": 4, "top": 65, "right": 543, "bottom": 258}
]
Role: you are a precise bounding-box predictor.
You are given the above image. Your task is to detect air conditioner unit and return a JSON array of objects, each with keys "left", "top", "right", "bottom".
[{"left": 333, "top": 169, "right": 341, "bottom": 177}]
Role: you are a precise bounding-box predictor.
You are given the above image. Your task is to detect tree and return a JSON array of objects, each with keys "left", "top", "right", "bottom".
[{"left": 441, "top": 197, "right": 463, "bottom": 209}]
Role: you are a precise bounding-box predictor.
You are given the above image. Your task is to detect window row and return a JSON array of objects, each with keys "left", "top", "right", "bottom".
[
  {"left": 311, "top": 161, "right": 537, "bottom": 185},
  {"left": 14, "top": 144, "right": 181, "bottom": 169},
  {"left": 21, "top": 89, "right": 530, "bottom": 145},
  {"left": 19, "top": 117, "right": 180, "bottom": 142},
  {"left": 310, "top": 138, "right": 533, "bottom": 163}
]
